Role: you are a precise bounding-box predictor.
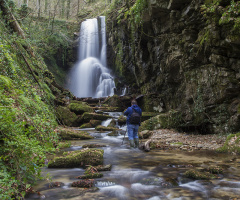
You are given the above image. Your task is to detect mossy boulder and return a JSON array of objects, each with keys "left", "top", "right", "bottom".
[
  {"left": 95, "top": 125, "right": 119, "bottom": 131},
  {"left": 217, "top": 132, "right": 240, "bottom": 154},
  {"left": 57, "top": 141, "right": 71, "bottom": 149},
  {"left": 139, "top": 111, "right": 183, "bottom": 132},
  {"left": 107, "top": 119, "right": 117, "bottom": 128},
  {"left": 103, "top": 95, "right": 122, "bottom": 107},
  {"left": 82, "top": 112, "right": 112, "bottom": 122},
  {"left": 184, "top": 169, "right": 221, "bottom": 180},
  {"left": 57, "top": 127, "right": 93, "bottom": 140},
  {"left": 56, "top": 106, "right": 82, "bottom": 127},
  {"left": 141, "top": 112, "right": 158, "bottom": 122},
  {"left": 79, "top": 123, "right": 93, "bottom": 129},
  {"left": 90, "top": 120, "right": 102, "bottom": 127},
  {"left": 96, "top": 107, "right": 123, "bottom": 112},
  {"left": 48, "top": 149, "right": 104, "bottom": 168},
  {"left": 71, "top": 180, "right": 94, "bottom": 188},
  {"left": 118, "top": 115, "right": 127, "bottom": 125},
  {"left": 69, "top": 102, "right": 92, "bottom": 115}
]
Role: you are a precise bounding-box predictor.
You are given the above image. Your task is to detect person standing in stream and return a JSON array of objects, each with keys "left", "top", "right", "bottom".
[{"left": 124, "top": 99, "right": 142, "bottom": 148}]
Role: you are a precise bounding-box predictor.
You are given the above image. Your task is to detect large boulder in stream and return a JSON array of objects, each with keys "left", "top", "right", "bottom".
[
  {"left": 48, "top": 149, "right": 104, "bottom": 168},
  {"left": 57, "top": 127, "right": 93, "bottom": 140},
  {"left": 95, "top": 125, "right": 119, "bottom": 131}
]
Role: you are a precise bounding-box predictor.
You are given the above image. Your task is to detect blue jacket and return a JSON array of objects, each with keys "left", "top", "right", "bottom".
[{"left": 124, "top": 105, "right": 142, "bottom": 125}]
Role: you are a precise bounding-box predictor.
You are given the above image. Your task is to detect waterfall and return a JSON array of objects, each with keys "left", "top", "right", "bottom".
[{"left": 67, "top": 16, "right": 115, "bottom": 98}]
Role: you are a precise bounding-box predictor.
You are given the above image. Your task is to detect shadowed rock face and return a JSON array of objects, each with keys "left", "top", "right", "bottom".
[{"left": 107, "top": 0, "right": 240, "bottom": 134}]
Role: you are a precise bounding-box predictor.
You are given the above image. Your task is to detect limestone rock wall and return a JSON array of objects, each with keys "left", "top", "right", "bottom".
[{"left": 107, "top": 0, "right": 240, "bottom": 134}]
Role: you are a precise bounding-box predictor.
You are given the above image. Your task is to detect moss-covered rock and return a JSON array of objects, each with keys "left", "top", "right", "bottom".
[
  {"left": 48, "top": 149, "right": 104, "bottom": 168},
  {"left": 141, "top": 112, "right": 158, "bottom": 122},
  {"left": 118, "top": 115, "right": 127, "bottom": 125},
  {"left": 69, "top": 102, "right": 93, "bottom": 115},
  {"left": 57, "top": 141, "right": 71, "bottom": 149},
  {"left": 95, "top": 125, "right": 119, "bottom": 131},
  {"left": 139, "top": 111, "right": 183, "bottom": 132},
  {"left": 79, "top": 123, "right": 93, "bottom": 129},
  {"left": 56, "top": 106, "right": 81, "bottom": 126},
  {"left": 57, "top": 127, "right": 93, "bottom": 140},
  {"left": 82, "top": 144, "right": 107, "bottom": 148},
  {"left": 82, "top": 112, "right": 112, "bottom": 122},
  {"left": 217, "top": 132, "right": 240, "bottom": 154},
  {"left": 89, "top": 120, "right": 102, "bottom": 127},
  {"left": 107, "top": 119, "right": 117, "bottom": 128},
  {"left": 184, "top": 169, "right": 220, "bottom": 180},
  {"left": 71, "top": 180, "right": 94, "bottom": 188},
  {"left": 76, "top": 173, "right": 103, "bottom": 179},
  {"left": 103, "top": 95, "right": 122, "bottom": 107}
]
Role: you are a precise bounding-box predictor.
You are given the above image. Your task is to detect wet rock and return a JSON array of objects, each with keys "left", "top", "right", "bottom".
[
  {"left": 107, "top": 130, "right": 119, "bottom": 136},
  {"left": 184, "top": 169, "right": 221, "bottom": 180},
  {"left": 79, "top": 123, "right": 93, "bottom": 129},
  {"left": 76, "top": 173, "right": 103, "bottom": 179},
  {"left": 48, "top": 149, "right": 104, "bottom": 168},
  {"left": 57, "top": 127, "right": 93, "bottom": 140}
]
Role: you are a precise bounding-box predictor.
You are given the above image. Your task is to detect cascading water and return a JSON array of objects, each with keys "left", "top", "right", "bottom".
[{"left": 67, "top": 16, "right": 115, "bottom": 98}]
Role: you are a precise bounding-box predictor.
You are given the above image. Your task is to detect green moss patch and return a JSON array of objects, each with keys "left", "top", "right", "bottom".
[
  {"left": 118, "top": 115, "right": 127, "bottom": 125},
  {"left": 95, "top": 125, "right": 119, "bottom": 131},
  {"left": 82, "top": 144, "right": 107, "bottom": 148},
  {"left": 141, "top": 112, "right": 158, "bottom": 122},
  {"left": 79, "top": 123, "right": 93, "bottom": 129},
  {"left": 69, "top": 102, "right": 93, "bottom": 115},
  {"left": 184, "top": 169, "right": 221, "bottom": 180},
  {"left": 217, "top": 132, "right": 240, "bottom": 154},
  {"left": 82, "top": 112, "right": 112, "bottom": 122},
  {"left": 89, "top": 120, "right": 102, "bottom": 127},
  {"left": 56, "top": 106, "right": 81, "bottom": 126},
  {"left": 48, "top": 149, "right": 104, "bottom": 168},
  {"left": 57, "top": 127, "right": 93, "bottom": 140}
]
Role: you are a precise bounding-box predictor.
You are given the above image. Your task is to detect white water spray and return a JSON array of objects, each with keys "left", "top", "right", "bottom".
[{"left": 67, "top": 16, "right": 115, "bottom": 98}]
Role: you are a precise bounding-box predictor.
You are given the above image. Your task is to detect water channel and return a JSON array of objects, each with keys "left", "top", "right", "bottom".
[{"left": 26, "top": 112, "right": 240, "bottom": 200}]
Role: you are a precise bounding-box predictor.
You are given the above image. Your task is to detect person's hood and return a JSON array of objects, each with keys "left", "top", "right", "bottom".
[{"left": 131, "top": 105, "right": 141, "bottom": 113}]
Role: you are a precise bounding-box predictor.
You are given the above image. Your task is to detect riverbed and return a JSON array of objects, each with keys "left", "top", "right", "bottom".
[{"left": 26, "top": 113, "right": 240, "bottom": 200}]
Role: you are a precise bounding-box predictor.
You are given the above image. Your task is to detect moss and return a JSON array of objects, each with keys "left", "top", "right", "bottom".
[
  {"left": 141, "top": 112, "right": 158, "bottom": 122},
  {"left": 57, "top": 127, "right": 93, "bottom": 140},
  {"left": 77, "top": 173, "right": 103, "bottom": 179},
  {"left": 71, "top": 180, "right": 95, "bottom": 188},
  {"left": 48, "top": 149, "right": 104, "bottom": 168},
  {"left": 97, "top": 107, "right": 122, "bottom": 112},
  {"left": 82, "top": 144, "right": 107, "bottom": 148},
  {"left": 56, "top": 106, "right": 81, "bottom": 127},
  {"left": 95, "top": 125, "right": 119, "bottom": 131},
  {"left": 79, "top": 123, "right": 93, "bottom": 129},
  {"left": 69, "top": 102, "right": 93, "bottom": 115},
  {"left": 216, "top": 132, "right": 240, "bottom": 154},
  {"left": 118, "top": 115, "right": 127, "bottom": 125},
  {"left": 82, "top": 112, "right": 112, "bottom": 122},
  {"left": 103, "top": 95, "right": 122, "bottom": 107},
  {"left": 57, "top": 141, "right": 71, "bottom": 149},
  {"left": 139, "top": 111, "right": 183, "bottom": 132},
  {"left": 184, "top": 169, "right": 220, "bottom": 180},
  {"left": 89, "top": 120, "right": 102, "bottom": 127}
]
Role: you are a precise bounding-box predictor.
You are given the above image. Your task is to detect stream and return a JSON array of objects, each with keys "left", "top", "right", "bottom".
[{"left": 26, "top": 112, "right": 240, "bottom": 200}]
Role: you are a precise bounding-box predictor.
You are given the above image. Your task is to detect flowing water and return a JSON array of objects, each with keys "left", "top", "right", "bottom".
[
  {"left": 67, "top": 16, "right": 115, "bottom": 98},
  {"left": 26, "top": 112, "right": 240, "bottom": 200}
]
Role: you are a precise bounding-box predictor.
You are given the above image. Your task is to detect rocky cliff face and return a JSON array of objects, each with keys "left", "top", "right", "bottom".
[{"left": 107, "top": 0, "right": 240, "bottom": 134}]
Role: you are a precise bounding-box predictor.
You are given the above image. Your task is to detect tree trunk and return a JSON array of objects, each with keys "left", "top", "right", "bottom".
[
  {"left": 66, "top": 0, "right": 70, "bottom": 19},
  {"left": 44, "top": 0, "right": 48, "bottom": 14}
]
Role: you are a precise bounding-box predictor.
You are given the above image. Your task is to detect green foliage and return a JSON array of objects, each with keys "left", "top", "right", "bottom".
[
  {"left": 217, "top": 132, "right": 240, "bottom": 153},
  {"left": 124, "top": 0, "right": 148, "bottom": 25},
  {"left": 0, "top": 12, "right": 59, "bottom": 199},
  {"left": 201, "top": 0, "right": 240, "bottom": 33}
]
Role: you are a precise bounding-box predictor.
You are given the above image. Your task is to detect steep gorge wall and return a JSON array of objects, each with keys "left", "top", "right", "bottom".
[{"left": 107, "top": 0, "right": 240, "bottom": 134}]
